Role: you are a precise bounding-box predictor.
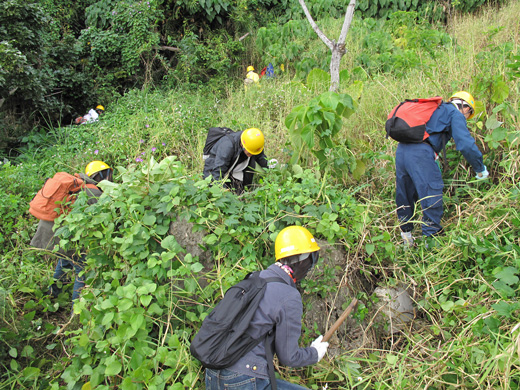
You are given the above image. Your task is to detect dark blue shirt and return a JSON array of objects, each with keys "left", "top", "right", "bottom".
[{"left": 425, "top": 102, "right": 485, "bottom": 172}]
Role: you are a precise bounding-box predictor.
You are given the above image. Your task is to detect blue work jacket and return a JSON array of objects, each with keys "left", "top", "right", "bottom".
[{"left": 425, "top": 102, "right": 485, "bottom": 173}]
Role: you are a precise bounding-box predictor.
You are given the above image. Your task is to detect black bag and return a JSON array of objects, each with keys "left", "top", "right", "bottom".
[
  {"left": 190, "top": 272, "right": 285, "bottom": 388},
  {"left": 202, "top": 127, "right": 235, "bottom": 159}
]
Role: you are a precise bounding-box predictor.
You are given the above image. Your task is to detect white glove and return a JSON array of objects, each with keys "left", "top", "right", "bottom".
[
  {"left": 475, "top": 166, "right": 489, "bottom": 180},
  {"left": 268, "top": 158, "right": 278, "bottom": 169},
  {"left": 310, "top": 335, "right": 329, "bottom": 362}
]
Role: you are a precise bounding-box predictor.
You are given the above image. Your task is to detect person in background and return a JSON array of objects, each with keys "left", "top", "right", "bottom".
[
  {"left": 395, "top": 91, "right": 489, "bottom": 247},
  {"left": 205, "top": 226, "right": 329, "bottom": 390},
  {"left": 244, "top": 65, "right": 260, "bottom": 89},
  {"left": 75, "top": 105, "right": 105, "bottom": 124},
  {"left": 30, "top": 161, "right": 113, "bottom": 306},
  {"left": 203, "top": 128, "right": 277, "bottom": 194}
]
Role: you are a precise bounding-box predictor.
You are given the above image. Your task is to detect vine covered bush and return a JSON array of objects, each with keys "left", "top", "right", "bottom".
[{"left": 56, "top": 156, "right": 367, "bottom": 388}]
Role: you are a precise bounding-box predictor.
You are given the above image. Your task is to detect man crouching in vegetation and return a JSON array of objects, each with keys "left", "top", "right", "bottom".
[
  {"left": 203, "top": 127, "right": 276, "bottom": 194},
  {"left": 29, "top": 161, "right": 113, "bottom": 307},
  {"left": 395, "top": 91, "right": 489, "bottom": 247},
  {"left": 204, "top": 226, "right": 329, "bottom": 390}
]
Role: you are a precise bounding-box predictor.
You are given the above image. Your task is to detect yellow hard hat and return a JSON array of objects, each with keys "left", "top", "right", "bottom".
[
  {"left": 449, "top": 91, "right": 476, "bottom": 119},
  {"left": 85, "top": 160, "right": 111, "bottom": 177},
  {"left": 241, "top": 128, "right": 264, "bottom": 155},
  {"left": 247, "top": 66, "right": 255, "bottom": 72},
  {"left": 275, "top": 226, "right": 320, "bottom": 261},
  {"left": 96, "top": 105, "right": 105, "bottom": 111}
]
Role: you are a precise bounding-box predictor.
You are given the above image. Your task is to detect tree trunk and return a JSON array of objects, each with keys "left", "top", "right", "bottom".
[{"left": 299, "top": 0, "right": 356, "bottom": 92}]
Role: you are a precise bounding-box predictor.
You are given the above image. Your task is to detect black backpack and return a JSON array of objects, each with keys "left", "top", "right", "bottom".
[
  {"left": 203, "top": 127, "right": 235, "bottom": 159},
  {"left": 190, "top": 271, "right": 286, "bottom": 388}
]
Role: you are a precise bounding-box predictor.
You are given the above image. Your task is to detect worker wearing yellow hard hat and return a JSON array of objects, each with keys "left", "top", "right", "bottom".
[
  {"left": 203, "top": 225, "right": 327, "bottom": 389},
  {"left": 202, "top": 127, "right": 278, "bottom": 194},
  {"left": 244, "top": 65, "right": 260, "bottom": 89},
  {"left": 29, "top": 160, "right": 113, "bottom": 309},
  {"left": 75, "top": 104, "right": 105, "bottom": 125},
  {"left": 394, "top": 91, "right": 488, "bottom": 247}
]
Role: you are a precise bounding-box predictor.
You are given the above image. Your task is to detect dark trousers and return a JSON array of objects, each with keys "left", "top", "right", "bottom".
[
  {"left": 395, "top": 143, "right": 444, "bottom": 237},
  {"left": 206, "top": 369, "right": 308, "bottom": 390},
  {"left": 51, "top": 254, "right": 86, "bottom": 301}
]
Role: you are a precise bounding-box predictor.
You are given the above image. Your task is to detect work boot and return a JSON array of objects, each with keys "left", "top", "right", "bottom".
[{"left": 401, "top": 231, "right": 415, "bottom": 248}]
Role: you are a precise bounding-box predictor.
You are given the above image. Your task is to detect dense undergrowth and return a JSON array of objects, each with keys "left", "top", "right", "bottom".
[{"left": 1, "top": 1, "right": 520, "bottom": 389}]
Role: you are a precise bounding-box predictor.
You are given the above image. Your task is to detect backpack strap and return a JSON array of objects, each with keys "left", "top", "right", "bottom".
[
  {"left": 262, "top": 275, "right": 290, "bottom": 390},
  {"left": 264, "top": 332, "right": 278, "bottom": 390},
  {"left": 264, "top": 276, "right": 287, "bottom": 285}
]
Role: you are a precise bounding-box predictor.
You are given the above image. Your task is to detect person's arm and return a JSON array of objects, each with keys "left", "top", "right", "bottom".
[
  {"left": 255, "top": 151, "right": 268, "bottom": 169},
  {"left": 274, "top": 294, "right": 319, "bottom": 367},
  {"left": 84, "top": 187, "right": 102, "bottom": 205},
  {"left": 449, "top": 110, "right": 485, "bottom": 173}
]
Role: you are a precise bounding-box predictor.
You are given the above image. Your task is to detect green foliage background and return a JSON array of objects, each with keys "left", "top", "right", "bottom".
[
  {"left": 1, "top": 0, "right": 520, "bottom": 389},
  {"left": 0, "top": 0, "right": 509, "bottom": 145}
]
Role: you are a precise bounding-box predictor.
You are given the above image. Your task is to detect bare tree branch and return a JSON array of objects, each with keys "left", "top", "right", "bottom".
[
  {"left": 338, "top": 0, "right": 356, "bottom": 45},
  {"left": 157, "top": 45, "right": 180, "bottom": 52},
  {"left": 298, "top": 0, "right": 356, "bottom": 92},
  {"left": 298, "top": 0, "right": 333, "bottom": 50}
]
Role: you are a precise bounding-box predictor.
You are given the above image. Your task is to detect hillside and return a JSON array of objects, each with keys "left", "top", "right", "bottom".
[{"left": 1, "top": 1, "right": 519, "bottom": 389}]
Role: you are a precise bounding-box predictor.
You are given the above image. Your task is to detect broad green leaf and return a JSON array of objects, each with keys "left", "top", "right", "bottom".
[
  {"left": 105, "top": 360, "right": 122, "bottom": 376},
  {"left": 491, "top": 80, "right": 509, "bottom": 103},
  {"left": 492, "top": 281, "right": 516, "bottom": 297},
  {"left": 485, "top": 116, "right": 503, "bottom": 131},
  {"left": 495, "top": 267, "right": 519, "bottom": 285},
  {"left": 386, "top": 354, "right": 398, "bottom": 365},
  {"left": 492, "top": 301, "right": 518, "bottom": 318},
  {"left": 21, "top": 345, "right": 34, "bottom": 358},
  {"left": 130, "top": 314, "right": 145, "bottom": 331},
  {"left": 101, "top": 312, "right": 114, "bottom": 326},
  {"left": 191, "top": 262, "right": 204, "bottom": 273},
  {"left": 352, "top": 159, "right": 367, "bottom": 180},
  {"left": 204, "top": 234, "right": 218, "bottom": 245},
  {"left": 140, "top": 295, "right": 152, "bottom": 306},
  {"left": 79, "top": 333, "right": 89, "bottom": 347},
  {"left": 22, "top": 367, "right": 40, "bottom": 380},
  {"left": 300, "top": 124, "right": 315, "bottom": 149},
  {"left": 161, "top": 235, "right": 180, "bottom": 251},
  {"left": 440, "top": 301, "right": 455, "bottom": 312},
  {"left": 306, "top": 68, "right": 330, "bottom": 92},
  {"left": 100, "top": 299, "right": 115, "bottom": 310},
  {"left": 118, "top": 298, "right": 134, "bottom": 311},
  {"left": 142, "top": 213, "right": 156, "bottom": 226}
]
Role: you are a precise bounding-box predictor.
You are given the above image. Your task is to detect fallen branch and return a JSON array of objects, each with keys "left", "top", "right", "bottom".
[
  {"left": 239, "top": 32, "right": 250, "bottom": 41},
  {"left": 158, "top": 45, "right": 180, "bottom": 52}
]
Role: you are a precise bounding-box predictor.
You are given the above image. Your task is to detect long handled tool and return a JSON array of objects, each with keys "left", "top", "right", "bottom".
[{"left": 323, "top": 298, "right": 359, "bottom": 342}]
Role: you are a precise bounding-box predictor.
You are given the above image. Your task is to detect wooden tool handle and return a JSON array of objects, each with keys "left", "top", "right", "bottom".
[{"left": 322, "top": 298, "right": 359, "bottom": 342}]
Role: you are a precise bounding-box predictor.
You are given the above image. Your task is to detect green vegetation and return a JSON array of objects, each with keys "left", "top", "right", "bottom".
[{"left": 1, "top": 0, "right": 519, "bottom": 389}]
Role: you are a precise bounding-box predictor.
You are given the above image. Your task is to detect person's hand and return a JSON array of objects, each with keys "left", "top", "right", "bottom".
[
  {"left": 310, "top": 335, "right": 329, "bottom": 362},
  {"left": 475, "top": 166, "right": 489, "bottom": 180},
  {"left": 268, "top": 158, "right": 278, "bottom": 169}
]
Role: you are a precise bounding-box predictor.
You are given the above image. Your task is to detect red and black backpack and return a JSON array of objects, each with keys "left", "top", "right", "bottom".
[{"left": 385, "top": 97, "right": 443, "bottom": 143}]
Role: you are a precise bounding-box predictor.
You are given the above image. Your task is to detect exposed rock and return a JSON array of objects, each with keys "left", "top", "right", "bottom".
[
  {"left": 168, "top": 219, "right": 212, "bottom": 267},
  {"left": 372, "top": 285, "right": 415, "bottom": 335}
]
